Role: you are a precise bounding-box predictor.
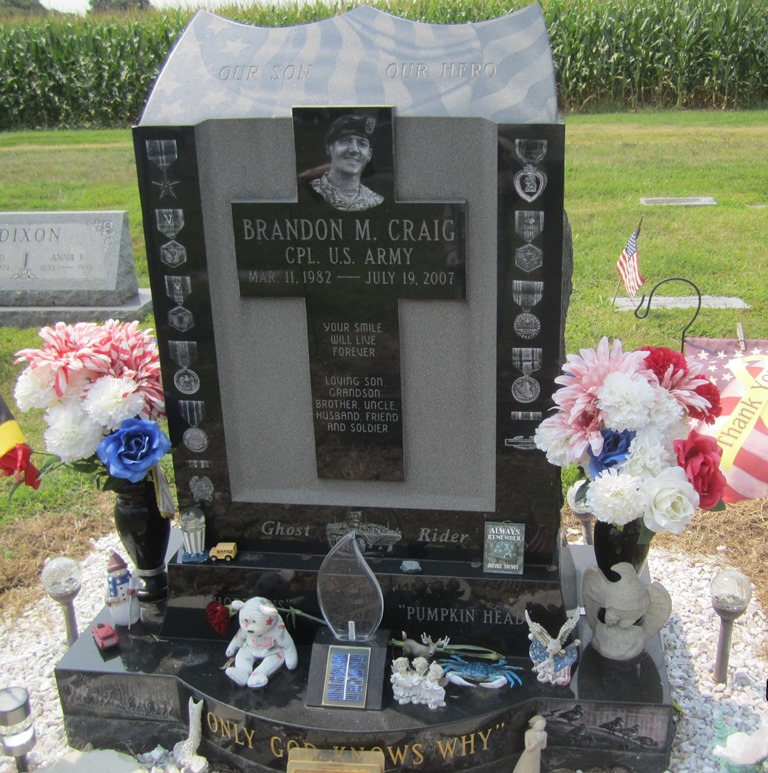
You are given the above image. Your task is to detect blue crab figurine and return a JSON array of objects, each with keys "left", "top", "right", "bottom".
[{"left": 437, "top": 656, "right": 524, "bottom": 688}]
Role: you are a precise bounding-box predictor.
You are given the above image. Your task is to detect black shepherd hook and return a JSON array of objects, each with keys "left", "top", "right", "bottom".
[{"left": 634, "top": 278, "right": 702, "bottom": 352}]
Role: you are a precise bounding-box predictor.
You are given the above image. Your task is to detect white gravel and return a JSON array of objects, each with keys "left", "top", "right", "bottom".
[{"left": 1, "top": 532, "right": 766, "bottom": 773}]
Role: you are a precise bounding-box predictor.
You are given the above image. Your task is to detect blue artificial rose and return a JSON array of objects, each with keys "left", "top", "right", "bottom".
[
  {"left": 587, "top": 429, "right": 635, "bottom": 478},
  {"left": 96, "top": 418, "right": 171, "bottom": 483}
]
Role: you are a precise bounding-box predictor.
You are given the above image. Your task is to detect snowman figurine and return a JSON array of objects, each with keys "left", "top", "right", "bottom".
[{"left": 106, "top": 550, "right": 141, "bottom": 627}]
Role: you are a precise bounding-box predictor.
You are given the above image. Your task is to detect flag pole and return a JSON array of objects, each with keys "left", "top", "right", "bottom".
[{"left": 610, "top": 279, "right": 623, "bottom": 307}]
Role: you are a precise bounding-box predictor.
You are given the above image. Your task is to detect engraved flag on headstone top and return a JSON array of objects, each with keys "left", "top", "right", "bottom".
[{"left": 685, "top": 337, "right": 768, "bottom": 503}]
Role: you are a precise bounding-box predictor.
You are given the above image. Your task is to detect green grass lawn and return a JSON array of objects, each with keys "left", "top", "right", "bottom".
[
  {"left": 564, "top": 111, "right": 768, "bottom": 350},
  {"left": 1, "top": 109, "right": 767, "bottom": 521}
]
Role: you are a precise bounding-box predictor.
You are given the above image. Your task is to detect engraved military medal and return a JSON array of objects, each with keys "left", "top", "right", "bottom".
[
  {"left": 512, "top": 280, "right": 543, "bottom": 340},
  {"left": 145, "top": 139, "right": 180, "bottom": 199},
  {"left": 169, "top": 340, "right": 200, "bottom": 395},
  {"left": 155, "top": 209, "right": 185, "bottom": 240},
  {"left": 190, "top": 475, "right": 214, "bottom": 503},
  {"left": 514, "top": 211, "right": 544, "bottom": 272},
  {"left": 164, "top": 275, "right": 192, "bottom": 305},
  {"left": 179, "top": 399, "right": 208, "bottom": 452},
  {"left": 513, "top": 139, "right": 548, "bottom": 203},
  {"left": 511, "top": 347, "right": 542, "bottom": 403},
  {"left": 145, "top": 139, "right": 177, "bottom": 172}
]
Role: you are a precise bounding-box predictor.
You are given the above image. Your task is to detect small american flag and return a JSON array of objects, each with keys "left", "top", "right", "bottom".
[{"left": 616, "top": 221, "right": 644, "bottom": 298}]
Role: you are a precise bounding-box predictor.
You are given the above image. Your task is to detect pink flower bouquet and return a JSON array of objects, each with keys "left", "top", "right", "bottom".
[
  {"left": 14, "top": 320, "right": 170, "bottom": 489},
  {"left": 534, "top": 338, "right": 726, "bottom": 538}
]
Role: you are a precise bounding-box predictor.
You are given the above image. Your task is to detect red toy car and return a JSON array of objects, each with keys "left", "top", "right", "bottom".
[{"left": 92, "top": 622, "right": 120, "bottom": 650}]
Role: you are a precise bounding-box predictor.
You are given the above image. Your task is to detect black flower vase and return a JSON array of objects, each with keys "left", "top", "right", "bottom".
[
  {"left": 113, "top": 479, "right": 170, "bottom": 602},
  {"left": 593, "top": 518, "right": 652, "bottom": 582}
]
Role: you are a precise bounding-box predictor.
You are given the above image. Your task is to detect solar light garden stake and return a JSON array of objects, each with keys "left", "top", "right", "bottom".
[
  {"left": 0, "top": 687, "right": 35, "bottom": 772},
  {"left": 710, "top": 569, "right": 752, "bottom": 684},
  {"left": 41, "top": 556, "right": 82, "bottom": 647}
]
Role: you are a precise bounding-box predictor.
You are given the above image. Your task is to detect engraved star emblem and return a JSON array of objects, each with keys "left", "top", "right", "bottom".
[
  {"left": 152, "top": 177, "right": 180, "bottom": 199},
  {"left": 221, "top": 38, "right": 250, "bottom": 57}
]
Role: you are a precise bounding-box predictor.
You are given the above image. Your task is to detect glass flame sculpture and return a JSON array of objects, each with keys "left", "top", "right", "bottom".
[{"left": 317, "top": 532, "right": 384, "bottom": 641}]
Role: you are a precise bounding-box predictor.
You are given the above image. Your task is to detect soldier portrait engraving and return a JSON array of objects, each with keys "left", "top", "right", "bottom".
[{"left": 308, "top": 114, "right": 385, "bottom": 212}]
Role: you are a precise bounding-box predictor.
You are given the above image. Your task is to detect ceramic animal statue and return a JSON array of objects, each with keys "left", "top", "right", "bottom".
[
  {"left": 524, "top": 609, "right": 580, "bottom": 686},
  {"left": 224, "top": 596, "right": 298, "bottom": 688},
  {"left": 437, "top": 656, "right": 524, "bottom": 688},
  {"left": 582, "top": 562, "right": 672, "bottom": 661},
  {"left": 399, "top": 632, "right": 451, "bottom": 659}
]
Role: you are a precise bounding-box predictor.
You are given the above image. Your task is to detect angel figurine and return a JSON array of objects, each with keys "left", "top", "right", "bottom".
[
  {"left": 524, "top": 609, "right": 580, "bottom": 686},
  {"left": 582, "top": 562, "right": 671, "bottom": 661}
]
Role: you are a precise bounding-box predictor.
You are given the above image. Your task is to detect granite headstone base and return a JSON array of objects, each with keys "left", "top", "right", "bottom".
[
  {"left": 158, "top": 544, "right": 574, "bottom": 657},
  {"left": 55, "top": 547, "right": 676, "bottom": 773},
  {"left": 0, "top": 289, "right": 152, "bottom": 327}
]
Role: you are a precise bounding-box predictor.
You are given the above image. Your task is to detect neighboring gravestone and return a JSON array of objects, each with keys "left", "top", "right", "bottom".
[
  {"left": 56, "top": 7, "right": 675, "bottom": 773},
  {"left": 0, "top": 211, "right": 151, "bottom": 325}
]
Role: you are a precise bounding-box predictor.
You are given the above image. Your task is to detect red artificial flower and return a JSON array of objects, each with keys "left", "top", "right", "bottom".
[
  {"left": 688, "top": 380, "right": 723, "bottom": 424},
  {"left": 206, "top": 601, "right": 233, "bottom": 634},
  {"left": 674, "top": 430, "right": 726, "bottom": 509},
  {"left": 0, "top": 444, "right": 41, "bottom": 489},
  {"left": 638, "top": 346, "right": 688, "bottom": 381}
]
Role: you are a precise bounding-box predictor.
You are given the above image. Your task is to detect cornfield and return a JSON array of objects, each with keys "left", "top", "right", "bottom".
[{"left": 0, "top": 0, "right": 766, "bottom": 130}]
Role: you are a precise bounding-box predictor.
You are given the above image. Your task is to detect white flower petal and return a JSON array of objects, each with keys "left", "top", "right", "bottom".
[
  {"left": 586, "top": 469, "right": 645, "bottom": 526},
  {"left": 44, "top": 402, "right": 105, "bottom": 462},
  {"left": 642, "top": 467, "right": 699, "bottom": 534},
  {"left": 83, "top": 376, "right": 145, "bottom": 431},
  {"left": 619, "top": 428, "right": 675, "bottom": 478},
  {"left": 597, "top": 372, "right": 658, "bottom": 431},
  {"left": 14, "top": 367, "right": 57, "bottom": 411}
]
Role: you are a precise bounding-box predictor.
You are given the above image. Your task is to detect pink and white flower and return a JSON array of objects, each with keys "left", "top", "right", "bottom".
[
  {"left": 14, "top": 320, "right": 167, "bottom": 468},
  {"left": 536, "top": 337, "right": 724, "bottom": 535}
]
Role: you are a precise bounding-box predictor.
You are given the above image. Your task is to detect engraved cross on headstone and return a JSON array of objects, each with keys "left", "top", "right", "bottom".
[{"left": 232, "top": 108, "right": 466, "bottom": 482}]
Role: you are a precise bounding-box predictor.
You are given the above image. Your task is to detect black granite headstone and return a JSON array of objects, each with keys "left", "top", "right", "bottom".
[
  {"left": 133, "top": 116, "right": 566, "bottom": 571},
  {"left": 57, "top": 6, "right": 674, "bottom": 772}
]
